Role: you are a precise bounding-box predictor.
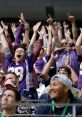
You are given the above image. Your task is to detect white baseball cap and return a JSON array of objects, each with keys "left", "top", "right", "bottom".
[{"left": 50, "top": 74, "right": 72, "bottom": 89}]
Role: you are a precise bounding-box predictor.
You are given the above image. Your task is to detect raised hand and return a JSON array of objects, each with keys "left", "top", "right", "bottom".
[
  {"left": 63, "top": 21, "right": 69, "bottom": 29},
  {"left": 46, "top": 25, "right": 52, "bottom": 32},
  {"left": 0, "top": 26, "right": 4, "bottom": 35},
  {"left": 38, "top": 26, "right": 46, "bottom": 36},
  {"left": 19, "top": 12, "right": 26, "bottom": 24},
  {"left": 11, "top": 23, "right": 17, "bottom": 34},
  {"left": 80, "top": 28, "right": 82, "bottom": 34},
  {"left": 47, "top": 15, "right": 54, "bottom": 25},
  {"left": 24, "top": 22, "right": 29, "bottom": 30},
  {"left": 57, "top": 22, "right": 62, "bottom": 30},
  {"left": 53, "top": 22, "right": 62, "bottom": 31},
  {"left": 67, "top": 12, "right": 75, "bottom": 22},
  {"left": 33, "top": 22, "right": 41, "bottom": 33},
  {"left": 51, "top": 50, "right": 57, "bottom": 59},
  {"left": 1, "top": 21, "right": 8, "bottom": 31},
  {"left": 19, "top": 13, "right": 30, "bottom": 31}
]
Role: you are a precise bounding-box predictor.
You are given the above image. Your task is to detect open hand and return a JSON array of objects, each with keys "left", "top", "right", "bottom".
[{"left": 33, "top": 22, "right": 41, "bottom": 33}]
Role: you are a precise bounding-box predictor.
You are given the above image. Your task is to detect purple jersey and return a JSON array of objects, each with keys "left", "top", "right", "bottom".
[
  {"left": 78, "top": 62, "right": 82, "bottom": 89},
  {"left": 56, "top": 49, "right": 80, "bottom": 76},
  {"left": 34, "top": 54, "right": 50, "bottom": 74},
  {"left": 5, "top": 48, "right": 34, "bottom": 92},
  {"left": 0, "top": 64, "right": 2, "bottom": 71},
  {"left": 15, "top": 24, "right": 24, "bottom": 45}
]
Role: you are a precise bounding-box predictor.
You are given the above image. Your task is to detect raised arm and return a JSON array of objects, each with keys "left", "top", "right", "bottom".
[
  {"left": 57, "top": 22, "right": 63, "bottom": 41},
  {"left": 68, "top": 14, "right": 78, "bottom": 42},
  {"left": 22, "top": 22, "right": 30, "bottom": 48},
  {"left": 76, "top": 28, "right": 82, "bottom": 55},
  {"left": 11, "top": 23, "right": 17, "bottom": 39},
  {"left": 0, "top": 26, "right": 13, "bottom": 72},
  {"left": 46, "top": 25, "right": 52, "bottom": 55},
  {"left": 47, "top": 16, "right": 61, "bottom": 48},
  {"left": 63, "top": 21, "right": 71, "bottom": 40},
  {"left": 15, "top": 13, "right": 24, "bottom": 45},
  {"left": 0, "top": 52, "right": 5, "bottom": 73},
  {"left": 38, "top": 25, "right": 48, "bottom": 50},
  {"left": 30, "top": 22, "right": 41, "bottom": 46},
  {"left": 19, "top": 13, "right": 30, "bottom": 47},
  {"left": 65, "top": 58, "right": 78, "bottom": 87},
  {"left": 0, "top": 26, "right": 9, "bottom": 49},
  {"left": 42, "top": 51, "right": 57, "bottom": 81},
  {"left": 1, "top": 21, "right": 13, "bottom": 54},
  {"left": 27, "top": 22, "right": 41, "bottom": 56}
]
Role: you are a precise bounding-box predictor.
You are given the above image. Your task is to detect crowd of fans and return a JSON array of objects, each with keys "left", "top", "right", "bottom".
[{"left": 0, "top": 12, "right": 82, "bottom": 116}]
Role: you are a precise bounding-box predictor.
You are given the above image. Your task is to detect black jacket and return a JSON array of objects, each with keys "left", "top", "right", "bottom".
[{"left": 35, "top": 93, "right": 82, "bottom": 117}]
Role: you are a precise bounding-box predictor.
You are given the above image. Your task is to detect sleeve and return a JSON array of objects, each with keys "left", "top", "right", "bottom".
[
  {"left": 44, "top": 54, "right": 51, "bottom": 62},
  {"left": 78, "top": 76, "right": 82, "bottom": 90},
  {"left": 27, "top": 40, "right": 42, "bottom": 72},
  {"left": 4, "top": 47, "right": 13, "bottom": 71},
  {"left": 15, "top": 24, "right": 24, "bottom": 45},
  {"left": 26, "top": 44, "right": 35, "bottom": 72},
  {"left": 6, "top": 36, "right": 14, "bottom": 55},
  {"left": 27, "top": 44, "right": 34, "bottom": 57},
  {"left": 33, "top": 40, "right": 42, "bottom": 62},
  {"left": 35, "top": 94, "right": 51, "bottom": 116},
  {"left": 78, "top": 57, "right": 82, "bottom": 89},
  {"left": 39, "top": 74, "right": 50, "bottom": 87},
  {"left": 27, "top": 39, "right": 42, "bottom": 56}
]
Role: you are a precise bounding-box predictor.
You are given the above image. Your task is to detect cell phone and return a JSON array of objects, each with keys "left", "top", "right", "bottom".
[
  {"left": 53, "top": 50, "right": 57, "bottom": 55},
  {"left": 54, "top": 22, "right": 59, "bottom": 29}
]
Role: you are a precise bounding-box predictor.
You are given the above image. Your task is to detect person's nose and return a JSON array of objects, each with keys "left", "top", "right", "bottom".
[
  {"left": 50, "top": 85, "right": 54, "bottom": 90},
  {"left": 18, "top": 51, "right": 21, "bottom": 53},
  {"left": 4, "top": 94, "right": 8, "bottom": 100}
]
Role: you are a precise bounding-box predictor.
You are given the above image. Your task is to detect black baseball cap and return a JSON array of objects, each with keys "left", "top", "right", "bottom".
[{"left": 57, "top": 66, "right": 71, "bottom": 75}]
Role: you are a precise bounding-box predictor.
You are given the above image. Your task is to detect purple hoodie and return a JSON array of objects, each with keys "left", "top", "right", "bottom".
[{"left": 56, "top": 49, "right": 80, "bottom": 76}]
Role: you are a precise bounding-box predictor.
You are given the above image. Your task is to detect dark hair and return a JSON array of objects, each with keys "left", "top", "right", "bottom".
[
  {"left": 2, "top": 88, "right": 21, "bottom": 101},
  {"left": 58, "top": 66, "right": 71, "bottom": 75},
  {"left": 0, "top": 72, "right": 5, "bottom": 80},
  {"left": 14, "top": 43, "right": 27, "bottom": 52}
]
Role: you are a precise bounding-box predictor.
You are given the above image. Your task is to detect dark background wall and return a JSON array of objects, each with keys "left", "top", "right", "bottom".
[{"left": 0, "top": 0, "right": 82, "bottom": 26}]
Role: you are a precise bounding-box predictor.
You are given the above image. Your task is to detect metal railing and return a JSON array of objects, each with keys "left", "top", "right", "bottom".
[{"left": 0, "top": 100, "right": 82, "bottom": 117}]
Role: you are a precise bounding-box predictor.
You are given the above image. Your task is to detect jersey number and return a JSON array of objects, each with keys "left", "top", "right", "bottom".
[{"left": 8, "top": 67, "right": 24, "bottom": 81}]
